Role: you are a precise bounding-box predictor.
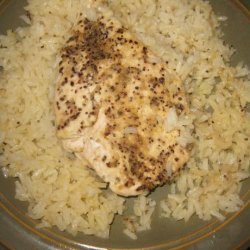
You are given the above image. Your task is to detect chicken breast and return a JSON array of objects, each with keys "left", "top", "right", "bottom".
[{"left": 55, "top": 13, "right": 190, "bottom": 196}]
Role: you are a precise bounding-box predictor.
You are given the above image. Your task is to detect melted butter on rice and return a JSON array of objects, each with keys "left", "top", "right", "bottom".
[{"left": 55, "top": 14, "right": 190, "bottom": 196}]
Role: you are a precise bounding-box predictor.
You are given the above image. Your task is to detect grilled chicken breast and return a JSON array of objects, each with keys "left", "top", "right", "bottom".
[{"left": 55, "top": 13, "right": 190, "bottom": 196}]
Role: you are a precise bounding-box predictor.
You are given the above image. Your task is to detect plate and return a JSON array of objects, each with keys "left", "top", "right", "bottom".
[{"left": 0, "top": 0, "right": 249, "bottom": 249}]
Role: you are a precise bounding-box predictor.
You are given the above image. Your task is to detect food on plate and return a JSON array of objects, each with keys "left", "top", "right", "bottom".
[
  {"left": 0, "top": 0, "right": 249, "bottom": 240},
  {"left": 55, "top": 14, "right": 189, "bottom": 196}
]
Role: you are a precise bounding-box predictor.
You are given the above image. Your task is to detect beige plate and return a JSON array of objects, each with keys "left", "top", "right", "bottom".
[{"left": 0, "top": 0, "right": 249, "bottom": 249}]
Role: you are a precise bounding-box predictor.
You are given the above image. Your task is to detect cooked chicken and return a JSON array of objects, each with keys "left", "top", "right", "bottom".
[{"left": 55, "top": 13, "right": 190, "bottom": 196}]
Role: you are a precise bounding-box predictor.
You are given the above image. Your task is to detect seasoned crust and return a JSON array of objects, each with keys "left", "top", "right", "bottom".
[{"left": 55, "top": 14, "right": 190, "bottom": 196}]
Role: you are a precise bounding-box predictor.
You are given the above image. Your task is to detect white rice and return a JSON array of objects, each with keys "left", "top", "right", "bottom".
[
  {"left": 123, "top": 195, "right": 156, "bottom": 240},
  {"left": 0, "top": 0, "right": 249, "bottom": 239}
]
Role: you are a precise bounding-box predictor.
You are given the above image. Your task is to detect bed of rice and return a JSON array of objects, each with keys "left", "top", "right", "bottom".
[{"left": 0, "top": 0, "right": 249, "bottom": 240}]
